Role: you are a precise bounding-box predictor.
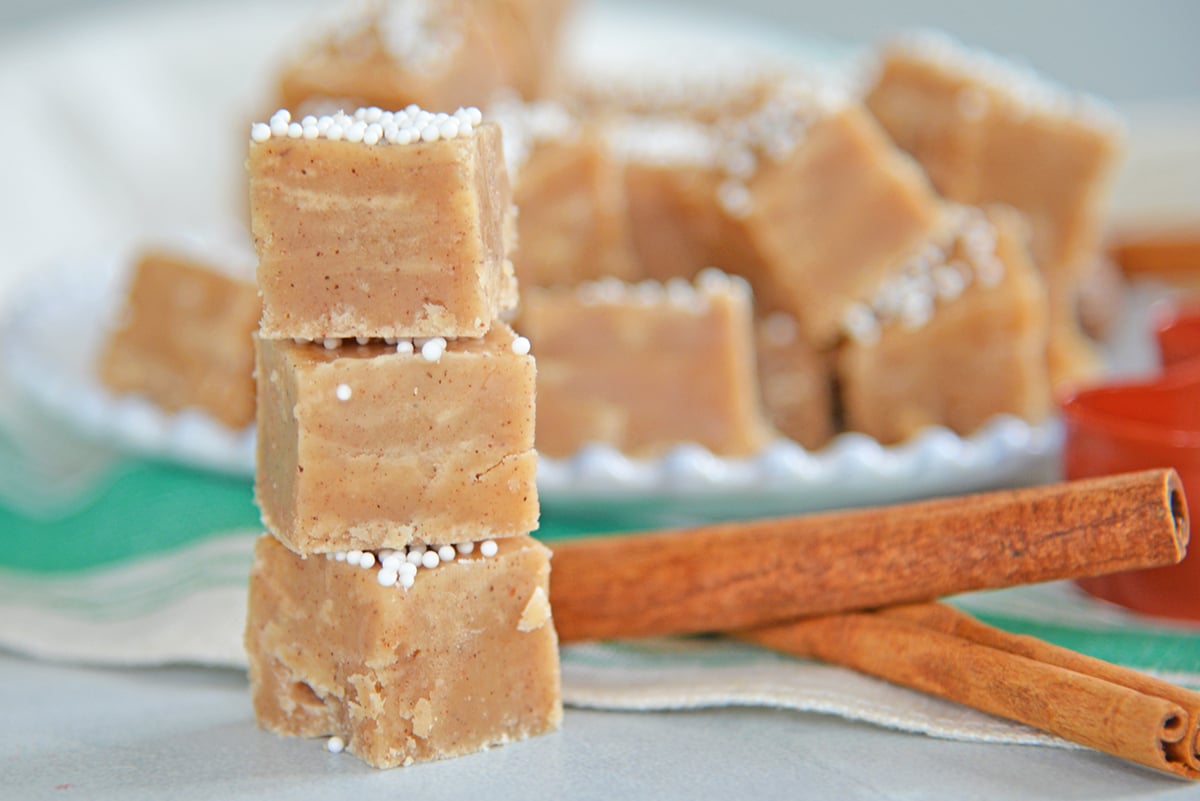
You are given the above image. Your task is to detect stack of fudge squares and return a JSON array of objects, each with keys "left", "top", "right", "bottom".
[{"left": 242, "top": 104, "right": 562, "bottom": 768}]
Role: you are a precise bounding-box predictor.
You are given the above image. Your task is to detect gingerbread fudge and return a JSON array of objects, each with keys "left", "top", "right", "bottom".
[
  {"left": 245, "top": 533, "right": 561, "bottom": 768},
  {"left": 276, "top": 0, "right": 570, "bottom": 114},
  {"left": 837, "top": 206, "right": 1051, "bottom": 444},
  {"left": 248, "top": 107, "right": 517, "bottom": 340},
  {"left": 865, "top": 32, "right": 1123, "bottom": 387},
  {"left": 518, "top": 270, "right": 773, "bottom": 457},
  {"left": 753, "top": 313, "right": 835, "bottom": 451},
  {"left": 99, "top": 248, "right": 259, "bottom": 429},
  {"left": 255, "top": 322, "right": 537, "bottom": 554},
  {"left": 489, "top": 96, "right": 638, "bottom": 287}
]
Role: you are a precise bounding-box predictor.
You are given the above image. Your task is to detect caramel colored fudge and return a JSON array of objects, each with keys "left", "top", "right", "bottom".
[
  {"left": 865, "top": 32, "right": 1123, "bottom": 386},
  {"left": 276, "top": 0, "right": 570, "bottom": 114},
  {"left": 490, "top": 97, "right": 638, "bottom": 287},
  {"left": 245, "top": 533, "right": 562, "bottom": 768},
  {"left": 609, "top": 87, "right": 946, "bottom": 346},
  {"left": 754, "top": 313, "right": 834, "bottom": 451},
  {"left": 248, "top": 108, "right": 517, "bottom": 340},
  {"left": 837, "top": 206, "right": 1051, "bottom": 444},
  {"left": 518, "top": 270, "right": 773, "bottom": 458},
  {"left": 255, "top": 322, "right": 537, "bottom": 554},
  {"left": 99, "top": 248, "right": 259, "bottom": 429}
]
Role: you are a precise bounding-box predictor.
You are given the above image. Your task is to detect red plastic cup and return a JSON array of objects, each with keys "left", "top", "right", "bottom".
[
  {"left": 1154, "top": 299, "right": 1200, "bottom": 369},
  {"left": 1062, "top": 361, "right": 1200, "bottom": 621}
]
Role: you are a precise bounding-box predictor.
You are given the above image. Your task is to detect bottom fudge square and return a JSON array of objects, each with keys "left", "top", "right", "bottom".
[
  {"left": 255, "top": 322, "right": 538, "bottom": 555},
  {"left": 245, "top": 533, "right": 562, "bottom": 768}
]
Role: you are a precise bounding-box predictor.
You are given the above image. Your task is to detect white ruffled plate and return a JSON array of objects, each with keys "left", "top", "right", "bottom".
[{"left": 0, "top": 253, "right": 1063, "bottom": 520}]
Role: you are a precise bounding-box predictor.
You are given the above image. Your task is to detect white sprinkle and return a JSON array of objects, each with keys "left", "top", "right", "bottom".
[
  {"left": 363, "top": 124, "right": 382, "bottom": 146},
  {"left": 365, "top": 106, "right": 383, "bottom": 123},
  {"left": 250, "top": 123, "right": 271, "bottom": 143},
  {"left": 323, "top": 337, "right": 340, "bottom": 350},
  {"left": 421, "top": 125, "right": 441, "bottom": 142},
  {"left": 270, "top": 117, "right": 289, "bottom": 137},
  {"left": 480, "top": 540, "right": 498, "bottom": 558},
  {"left": 406, "top": 550, "right": 424, "bottom": 565},
  {"left": 456, "top": 542, "right": 475, "bottom": 555},
  {"left": 346, "top": 121, "right": 366, "bottom": 143},
  {"left": 335, "top": 383, "right": 352, "bottom": 402},
  {"left": 398, "top": 572, "right": 415, "bottom": 589},
  {"left": 327, "top": 736, "right": 346, "bottom": 754},
  {"left": 421, "top": 337, "right": 447, "bottom": 362},
  {"left": 842, "top": 302, "right": 880, "bottom": 345},
  {"left": 438, "top": 118, "right": 460, "bottom": 139},
  {"left": 334, "top": 551, "right": 347, "bottom": 562},
  {"left": 398, "top": 561, "right": 418, "bottom": 578},
  {"left": 465, "top": 107, "right": 483, "bottom": 125},
  {"left": 717, "top": 180, "right": 753, "bottom": 218},
  {"left": 381, "top": 553, "right": 404, "bottom": 571},
  {"left": 317, "top": 116, "right": 333, "bottom": 133},
  {"left": 355, "top": 335, "right": 370, "bottom": 345},
  {"left": 384, "top": 337, "right": 397, "bottom": 345},
  {"left": 359, "top": 551, "right": 376, "bottom": 569},
  {"left": 287, "top": 122, "right": 303, "bottom": 138},
  {"left": 346, "top": 549, "right": 363, "bottom": 567},
  {"left": 302, "top": 124, "right": 319, "bottom": 140},
  {"left": 511, "top": 336, "right": 531, "bottom": 356},
  {"left": 437, "top": 544, "right": 456, "bottom": 562},
  {"left": 421, "top": 550, "right": 440, "bottom": 569},
  {"left": 396, "top": 339, "right": 415, "bottom": 355},
  {"left": 326, "top": 123, "right": 345, "bottom": 141},
  {"left": 377, "top": 567, "right": 398, "bottom": 587},
  {"left": 293, "top": 337, "right": 307, "bottom": 345}
]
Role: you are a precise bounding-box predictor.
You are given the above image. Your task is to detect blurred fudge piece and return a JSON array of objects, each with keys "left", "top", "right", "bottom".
[
  {"left": 99, "top": 248, "right": 259, "bottom": 429},
  {"left": 754, "top": 312, "right": 835, "bottom": 451},
  {"left": 245, "top": 533, "right": 561, "bottom": 768},
  {"left": 488, "top": 96, "right": 638, "bottom": 287},
  {"left": 518, "top": 269, "right": 773, "bottom": 458},
  {"left": 276, "top": 0, "right": 571, "bottom": 113},
  {"left": 837, "top": 206, "right": 1051, "bottom": 444},
  {"left": 864, "top": 31, "right": 1124, "bottom": 387},
  {"left": 254, "top": 322, "right": 537, "bottom": 555},
  {"left": 248, "top": 107, "right": 517, "bottom": 340},
  {"left": 608, "top": 84, "right": 947, "bottom": 347}
]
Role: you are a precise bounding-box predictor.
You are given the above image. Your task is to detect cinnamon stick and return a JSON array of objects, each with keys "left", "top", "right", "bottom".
[
  {"left": 880, "top": 602, "right": 1200, "bottom": 772},
  {"left": 550, "top": 469, "right": 1188, "bottom": 643},
  {"left": 1109, "top": 229, "right": 1200, "bottom": 282},
  {"left": 738, "top": 606, "right": 1200, "bottom": 780}
]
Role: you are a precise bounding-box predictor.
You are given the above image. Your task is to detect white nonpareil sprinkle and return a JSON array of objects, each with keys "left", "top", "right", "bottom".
[
  {"left": 332, "top": 539, "right": 501, "bottom": 591},
  {"left": 420, "top": 337, "right": 447, "bottom": 362},
  {"left": 251, "top": 105, "right": 484, "bottom": 146},
  {"left": 335, "top": 383, "right": 352, "bottom": 402},
  {"left": 327, "top": 736, "right": 345, "bottom": 754},
  {"left": 323, "top": 337, "right": 340, "bottom": 350},
  {"left": 511, "top": 336, "right": 531, "bottom": 356}
]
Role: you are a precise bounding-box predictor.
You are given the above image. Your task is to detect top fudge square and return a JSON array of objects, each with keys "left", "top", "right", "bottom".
[{"left": 249, "top": 107, "right": 518, "bottom": 340}]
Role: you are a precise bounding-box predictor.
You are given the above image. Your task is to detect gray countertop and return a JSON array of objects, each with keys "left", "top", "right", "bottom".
[{"left": 5, "top": 648, "right": 1198, "bottom": 801}]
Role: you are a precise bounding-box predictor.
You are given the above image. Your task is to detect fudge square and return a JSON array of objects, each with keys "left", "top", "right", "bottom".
[
  {"left": 245, "top": 533, "right": 562, "bottom": 768},
  {"left": 837, "top": 206, "right": 1051, "bottom": 445},
  {"left": 99, "top": 248, "right": 259, "bottom": 429},
  {"left": 248, "top": 107, "right": 517, "bottom": 340},
  {"left": 517, "top": 270, "right": 773, "bottom": 458},
  {"left": 488, "top": 96, "right": 639, "bottom": 288},
  {"left": 753, "top": 313, "right": 834, "bottom": 451},
  {"left": 255, "top": 322, "right": 537, "bottom": 554}
]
